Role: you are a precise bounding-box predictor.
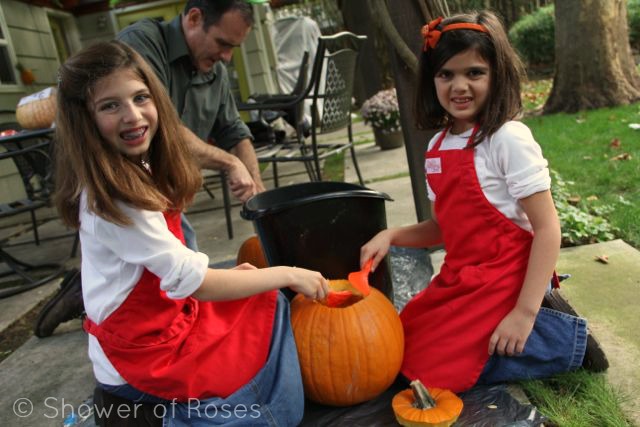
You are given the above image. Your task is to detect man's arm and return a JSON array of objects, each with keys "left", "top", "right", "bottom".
[
  {"left": 231, "top": 139, "right": 266, "bottom": 193},
  {"left": 180, "top": 127, "right": 259, "bottom": 202}
]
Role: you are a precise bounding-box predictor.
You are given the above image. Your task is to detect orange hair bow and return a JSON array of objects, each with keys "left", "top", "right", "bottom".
[{"left": 421, "top": 17, "right": 489, "bottom": 52}]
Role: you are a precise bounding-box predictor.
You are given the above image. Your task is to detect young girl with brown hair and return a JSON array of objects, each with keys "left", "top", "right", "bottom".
[
  {"left": 55, "top": 40, "right": 327, "bottom": 425},
  {"left": 361, "top": 11, "right": 605, "bottom": 392}
]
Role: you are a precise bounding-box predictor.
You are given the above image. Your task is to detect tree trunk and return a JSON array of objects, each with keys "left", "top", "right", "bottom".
[
  {"left": 544, "top": 0, "right": 640, "bottom": 113},
  {"left": 385, "top": 0, "right": 434, "bottom": 222},
  {"left": 340, "top": 0, "right": 386, "bottom": 103}
]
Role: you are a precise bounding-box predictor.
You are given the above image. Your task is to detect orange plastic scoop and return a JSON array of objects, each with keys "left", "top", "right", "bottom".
[{"left": 348, "top": 259, "right": 373, "bottom": 296}]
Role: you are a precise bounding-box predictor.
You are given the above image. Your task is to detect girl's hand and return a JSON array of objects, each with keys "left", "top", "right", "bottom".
[
  {"left": 488, "top": 306, "right": 537, "bottom": 356},
  {"left": 284, "top": 267, "right": 330, "bottom": 300},
  {"left": 360, "top": 229, "right": 393, "bottom": 272}
]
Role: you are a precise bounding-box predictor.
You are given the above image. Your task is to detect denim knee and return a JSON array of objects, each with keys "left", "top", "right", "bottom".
[{"left": 478, "top": 307, "right": 587, "bottom": 384}]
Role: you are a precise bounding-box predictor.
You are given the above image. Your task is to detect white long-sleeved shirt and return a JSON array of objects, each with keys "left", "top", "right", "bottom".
[
  {"left": 426, "top": 121, "right": 551, "bottom": 231},
  {"left": 79, "top": 192, "right": 209, "bottom": 385}
]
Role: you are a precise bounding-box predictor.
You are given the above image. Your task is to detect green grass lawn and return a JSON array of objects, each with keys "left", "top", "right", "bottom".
[
  {"left": 520, "top": 370, "right": 633, "bottom": 427},
  {"left": 519, "top": 78, "right": 638, "bottom": 426},
  {"left": 522, "top": 82, "right": 640, "bottom": 249}
]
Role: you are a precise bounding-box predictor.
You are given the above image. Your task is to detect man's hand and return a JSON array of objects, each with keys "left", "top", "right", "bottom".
[
  {"left": 226, "top": 158, "right": 259, "bottom": 202},
  {"left": 230, "top": 139, "right": 266, "bottom": 195},
  {"left": 181, "top": 127, "right": 264, "bottom": 202}
]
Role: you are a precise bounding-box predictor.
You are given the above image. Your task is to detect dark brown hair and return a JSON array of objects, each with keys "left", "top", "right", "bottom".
[
  {"left": 185, "top": 0, "right": 254, "bottom": 29},
  {"left": 415, "top": 10, "right": 526, "bottom": 145},
  {"left": 55, "top": 40, "right": 202, "bottom": 228}
]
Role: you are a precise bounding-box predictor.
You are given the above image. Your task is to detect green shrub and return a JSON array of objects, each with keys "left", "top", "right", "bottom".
[
  {"left": 510, "top": 2, "right": 640, "bottom": 67},
  {"left": 508, "top": 5, "right": 555, "bottom": 66},
  {"left": 551, "top": 170, "right": 618, "bottom": 247}
]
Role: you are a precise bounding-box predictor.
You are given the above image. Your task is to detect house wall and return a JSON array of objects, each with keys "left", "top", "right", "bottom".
[
  {"left": 0, "top": 0, "right": 80, "bottom": 201},
  {"left": 0, "top": 0, "right": 64, "bottom": 110},
  {"left": 0, "top": 164, "right": 23, "bottom": 203},
  {"left": 75, "top": 9, "right": 118, "bottom": 48}
]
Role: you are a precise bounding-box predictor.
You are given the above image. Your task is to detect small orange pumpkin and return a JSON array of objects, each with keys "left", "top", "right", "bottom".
[
  {"left": 392, "top": 380, "right": 463, "bottom": 427},
  {"left": 290, "top": 280, "right": 404, "bottom": 406},
  {"left": 236, "top": 235, "right": 268, "bottom": 268},
  {"left": 16, "top": 87, "right": 56, "bottom": 129}
]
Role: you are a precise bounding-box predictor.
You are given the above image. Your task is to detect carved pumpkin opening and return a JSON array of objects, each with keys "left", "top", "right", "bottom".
[{"left": 321, "top": 279, "right": 367, "bottom": 308}]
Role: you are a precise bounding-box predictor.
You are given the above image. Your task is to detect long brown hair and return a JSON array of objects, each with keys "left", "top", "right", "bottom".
[
  {"left": 55, "top": 40, "right": 202, "bottom": 228},
  {"left": 415, "top": 11, "right": 525, "bottom": 145}
]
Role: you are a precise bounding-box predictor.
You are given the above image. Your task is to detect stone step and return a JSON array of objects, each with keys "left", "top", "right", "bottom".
[{"left": 555, "top": 239, "right": 640, "bottom": 425}]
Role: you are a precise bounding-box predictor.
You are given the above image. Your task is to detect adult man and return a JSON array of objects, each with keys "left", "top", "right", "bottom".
[
  {"left": 118, "top": 0, "right": 266, "bottom": 249},
  {"left": 35, "top": 0, "right": 265, "bottom": 337}
]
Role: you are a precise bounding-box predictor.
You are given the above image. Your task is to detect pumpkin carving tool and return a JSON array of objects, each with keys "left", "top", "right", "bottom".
[{"left": 348, "top": 258, "right": 373, "bottom": 296}]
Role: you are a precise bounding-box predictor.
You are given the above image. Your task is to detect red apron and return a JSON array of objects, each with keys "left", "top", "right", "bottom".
[
  {"left": 84, "top": 211, "right": 278, "bottom": 401},
  {"left": 400, "top": 126, "right": 534, "bottom": 392}
]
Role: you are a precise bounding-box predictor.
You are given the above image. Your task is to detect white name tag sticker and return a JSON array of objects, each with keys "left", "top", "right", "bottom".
[{"left": 425, "top": 158, "right": 442, "bottom": 174}]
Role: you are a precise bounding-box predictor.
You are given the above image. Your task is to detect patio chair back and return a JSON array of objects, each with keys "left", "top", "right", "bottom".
[
  {"left": 312, "top": 34, "right": 360, "bottom": 135},
  {"left": 238, "top": 31, "right": 367, "bottom": 188}
]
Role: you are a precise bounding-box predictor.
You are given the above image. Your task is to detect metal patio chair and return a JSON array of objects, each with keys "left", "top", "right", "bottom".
[{"left": 238, "top": 31, "right": 366, "bottom": 188}]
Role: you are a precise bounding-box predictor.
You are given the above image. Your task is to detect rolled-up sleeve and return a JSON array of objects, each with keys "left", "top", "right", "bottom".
[
  {"left": 492, "top": 121, "right": 550, "bottom": 200},
  {"left": 209, "top": 66, "right": 253, "bottom": 151},
  {"left": 93, "top": 204, "right": 209, "bottom": 300}
]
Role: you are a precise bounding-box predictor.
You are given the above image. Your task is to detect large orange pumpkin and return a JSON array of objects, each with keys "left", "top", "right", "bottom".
[
  {"left": 236, "top": 235, "right": 268, "bottom": 268},
  {"left": 290, "top": 280, "right": 404, "bottom": 406}
]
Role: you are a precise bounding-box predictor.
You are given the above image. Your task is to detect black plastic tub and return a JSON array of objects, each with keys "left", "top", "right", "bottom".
[{"left": 241, "top": 182, "right": 394, "bottom": 299}]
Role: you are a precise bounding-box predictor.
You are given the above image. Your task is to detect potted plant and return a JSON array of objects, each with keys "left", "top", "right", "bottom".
[{"left": 361, "top": 87, "right": 404, "bottom": 150}]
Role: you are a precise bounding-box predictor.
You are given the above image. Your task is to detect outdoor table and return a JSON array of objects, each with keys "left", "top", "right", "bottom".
[{"left": 0, "top": 127, "right": 54, "bottom": 146}]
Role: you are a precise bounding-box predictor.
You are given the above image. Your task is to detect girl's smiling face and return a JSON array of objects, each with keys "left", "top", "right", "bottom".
[
  {"left": 91, "top": 68, "right": 158, "bottom": 161},
  {"left": 434, "top": 48, "right": 491, "bottom": 134}
]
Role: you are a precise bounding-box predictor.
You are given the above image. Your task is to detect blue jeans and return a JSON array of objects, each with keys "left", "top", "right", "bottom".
[
  {"left": 477, "top": 306, "right": 587, "bottom": 384},
  {"left": 99, "top": 293, "right": 304, "bottom": 426},
  {"left": 181, "top": 213, "right": 198, "bottom": 251}
]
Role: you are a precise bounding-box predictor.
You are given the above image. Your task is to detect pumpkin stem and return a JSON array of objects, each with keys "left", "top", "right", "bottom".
[{"left": 410, "top": 380, "right": 436, "bottom": 409}]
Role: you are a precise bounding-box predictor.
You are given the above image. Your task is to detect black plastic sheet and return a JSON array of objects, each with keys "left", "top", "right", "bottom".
[{"left": 299, "top": 377, "right": 546, "bottom": 426}]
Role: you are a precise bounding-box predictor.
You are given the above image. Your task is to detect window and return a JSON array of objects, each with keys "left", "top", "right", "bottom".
[
  {"left": 49, "top": 16, "right": 71, "bottom": 64},
  {"left": 0, "top": 8, "right": 17, "bottom": 86}
]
